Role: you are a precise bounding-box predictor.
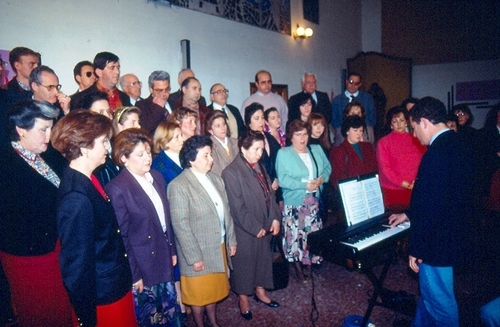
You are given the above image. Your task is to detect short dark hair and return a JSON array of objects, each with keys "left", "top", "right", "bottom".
[
  {"left": 51, "top": 110, "right": 113, "bottom": 161},
  {"left": 244, "top": 102, "right": 264, "bottom": 126},
  {"left": 73, "top": 60, "right": 93, "bottom": 81},
  {"left": 6, "top": 100, "right": 59, "bottom": 142},
  {"left": 264, "top": 107, "right": 278, "bottom": 121},
  {"left": 181, "top": 76, "right": 199, "bottom": 92},
  {"left": 401, "top": 97, "right": 419, "bottom": 108},
  {"left": 93, "top": 52, "right": 119, "bottom": 70},
  {"left": 112, "top": 128, "right": 152, "bottom": 167},
  {"left": 286, "top": 119, "right": 311, "bottom": 140},
  {"left": 446, "top": 113, "right": 458, "bottom": 124},
  {"left": 9, "top": 47, "right": 40, "bottom": 74},
  {"left": 77, "top": 91, "right": 109, "bottom": 110},
  {"left": 29, "top": 65, "right": 57, "bottom": 89},
  {"left": 385, "top": 106, "right": 408, "bottom": 125},
  {"left": 452, "top": 103, "right": 474, "bottom": 126},
  {"left": 238, "top": 130, "right": 265, "bottom": 150},
  {"left": 347, "top": 72, "right": 362, "bottom": 81},
  {"left": 179, "top": 135, "right": 212, "bottom": 169},
  {"left": 410, "top": 96, "right": 447, "bottom": 125},
  {"left": 341, "top": 115, "right": 365, "bottom": 138},
  {"left": 204, "top": 110, "right": 230, "bottom": 137}
]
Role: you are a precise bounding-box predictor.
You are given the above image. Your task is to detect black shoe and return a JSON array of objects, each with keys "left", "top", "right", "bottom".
[
  {"left": 253, "top": 294, "right": 280, "bottom": 308},
  {"left": 240, "top": 310, "right": 253, "bottom": 320}
]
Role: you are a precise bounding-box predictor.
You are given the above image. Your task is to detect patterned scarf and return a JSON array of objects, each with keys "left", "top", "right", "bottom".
[
  {"left": 242, "top": 155, "right": 271, "bottom": 213},
  {"left": 11, "top": 142, "right": 60, "bottom": 187}
]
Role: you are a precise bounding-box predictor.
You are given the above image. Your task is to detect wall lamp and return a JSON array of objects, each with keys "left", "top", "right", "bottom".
[{"left": 294, "top": 24, "right": 313, "bottom": 39}]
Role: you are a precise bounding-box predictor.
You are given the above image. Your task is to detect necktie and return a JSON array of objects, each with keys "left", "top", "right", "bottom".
[{"left": 350, "top": 95, "right": 356, "bottom": 102}]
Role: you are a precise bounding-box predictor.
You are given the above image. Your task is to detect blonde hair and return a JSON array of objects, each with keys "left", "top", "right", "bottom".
[{"left": 153, "top": 121, "right": 180, "bottom": 154}]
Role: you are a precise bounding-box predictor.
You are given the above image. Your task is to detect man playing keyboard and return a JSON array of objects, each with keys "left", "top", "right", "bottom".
[{"left": 389, "top": 97, "right": 473, "bottom": 327}]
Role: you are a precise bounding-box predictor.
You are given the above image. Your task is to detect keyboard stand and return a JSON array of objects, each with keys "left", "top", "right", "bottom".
[{"left": 358, "top": 246, "right": 416, "bottom": 326}]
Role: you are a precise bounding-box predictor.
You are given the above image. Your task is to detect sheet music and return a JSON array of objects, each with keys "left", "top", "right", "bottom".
[
  {"left": 361, "top": 178, "right": 384, "bottom": 217},
  {"left": 338, "top": 175, "right": 384, "bottom": 226},
  {"left": 339, "top": 181, "right": 368, "bottom": 226}
]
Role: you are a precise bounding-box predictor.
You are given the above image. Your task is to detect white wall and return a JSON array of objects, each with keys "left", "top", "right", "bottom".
[
  {"left": 413, "top": 59, "right": 500, "bottom": 128},
  {"left": 0, "top": 0, "right": 363, "bottom": 108}
]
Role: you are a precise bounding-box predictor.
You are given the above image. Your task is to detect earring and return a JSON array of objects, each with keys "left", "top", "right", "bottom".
[
  {"left": 124, "top": 162, "right": 128, "bottom": 167},
  {"left": 21, "top": 133, "right": 26, "bottom": 137}
]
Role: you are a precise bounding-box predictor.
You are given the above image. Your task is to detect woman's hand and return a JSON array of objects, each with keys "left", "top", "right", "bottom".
[
  {"left": 193, "top": 261, "right": 205, "bottom": 272},
  {"left": 256, "top": 228, "right": 267, "bottom": 238},
  {"left": 269, "top": 220, "right": 280, "bottom": 236},
  {"left": 172, "top": 255, "right": 177, "bottom": 266},
  {"left": 306, "top": 181, "right": 318, "bottom": 192},
  {"left": 133, "top": 279, "right": 144, "bottom": 293},
  {"left": 272, "top": 179, "right": 279, "bottom": 191},
  {"left": 314, "top": 177, "right": 324, "bottom": 186},
  {"left": 401, "top": 181, "right": 412, "bottom": 190},
  {"left": 229, "top": 246, "right": 237, "bottom": 256}
]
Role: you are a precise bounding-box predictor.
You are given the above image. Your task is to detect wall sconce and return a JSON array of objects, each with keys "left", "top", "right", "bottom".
[{"left": 294, "top": 24, "right": 313, "bottom": 39}]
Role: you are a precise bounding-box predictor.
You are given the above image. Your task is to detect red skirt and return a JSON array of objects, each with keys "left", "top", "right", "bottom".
[
  {"left": 94, "top": 291, "right": 137, "bottom": 327},
  {"left": 0, "top": 242, "right": 73, "bottom": 327}
]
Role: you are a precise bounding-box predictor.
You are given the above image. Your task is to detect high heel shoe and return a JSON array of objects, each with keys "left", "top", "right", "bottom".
[
  {"left": 240, "top": 310, "right": 253, "bottom": 320},
  {"left": 253, "top": 294, "right": 280, "bottom": 308}
]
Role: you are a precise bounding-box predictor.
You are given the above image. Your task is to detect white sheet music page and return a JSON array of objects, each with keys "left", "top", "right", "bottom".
[
  {"left": 361, "top": 177, "right": 385, "bottom": 218},
  {"left": 339, "top": 180, "right": 368, "bottom": 226}
]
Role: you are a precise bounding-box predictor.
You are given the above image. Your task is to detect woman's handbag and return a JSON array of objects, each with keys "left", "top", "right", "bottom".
[{"left": 269, "top": 236, "right": 289, "bottom": 291}]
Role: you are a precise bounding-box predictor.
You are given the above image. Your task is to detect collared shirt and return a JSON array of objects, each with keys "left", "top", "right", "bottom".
[
  {"left": 344, "top": 90, "right": 359, "bottom": 101},
  {"left": 430, "top": 127, "right": 450, "bottom": 145},
  {"left": 129, "top": 170, "right": 166, "bottom": 232},
  {"left": 17, "top": 78, "right": 31, "bottom": 91},
  {"left": 11, "top": 141, "right": 60, "bottom": 187},
  {"left": 213, "top": 103, "right": 239, "bottom": 138}
]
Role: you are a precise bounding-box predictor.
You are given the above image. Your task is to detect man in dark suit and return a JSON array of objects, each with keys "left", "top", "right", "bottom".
[
  {"left": 70, "top": 52, "right": 131, "bottom": 112},
  {"left": 30, "top": 65, "right": 71, "bottom": 117},
  {"left": 288, "top": 73, "right": 332, "bottom": 124},
  {"left": 1, "top": 47, "right": 40, "bottom": 108},
  {"left": 389, "top": 97, "right": 474, "bottom": 326},
  {"left": 71, "top": 60, "right": 96, "bottom": 95},
  {"left": 136, "top": 70, "right": 172, "bottom": 134},
  {"left": 207, "top": 83, "right": 245, "bottom": 138},
  {"left": 167, "top": 68, "right": 206, "bottom": 110}
]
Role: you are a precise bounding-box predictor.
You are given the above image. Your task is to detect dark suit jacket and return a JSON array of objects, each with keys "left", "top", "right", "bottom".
[
  {"left": 207, "top": 103, "right": 246, "bottom": 138},
  {"left": 106, "top": 169, "right": 176, "bottom": 287},
  {"left": 56, "top": 167, "right": 132, "bottom": 327},
  {"left": 70, "top": 83, "right": 131, "bottom": 110},
  {"left": 406, "top": 130, "right": 474, "bottom": 267},
  {"left": 135, "top": 95, "right": 168, "bottom": 134},
  {"left": 288, "top": 90, "right": 332, "bottom": 124},
  {"left": 329, "top": 139, "right": 378, "bottom": 187},
  {"left": 2, "top": 78, "right": 33, "bottom": 110},
  {"left": 151, "top": 151, "right": 183, "bottom": 191},
  {"left": 0, "top": 145, "right": 67, "bottom": 256}
]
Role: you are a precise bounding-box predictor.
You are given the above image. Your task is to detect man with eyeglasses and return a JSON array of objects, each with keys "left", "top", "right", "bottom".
[
  {"left": 241, "top": 70, "right": 288, "bottom": 131},
  {"left": 30, "top": 65, "right": 71, "bottom": 118},
  {"left": 136, "top": 70, "right": 173, "bottom": 134},
  {"left": 71, "top": 51, "right": 131, "bottom": 112},
  {"left": 208, "top": 83, "right": 245, "bottom": 139},
  {"left": 331, "top": 72, "right": 376, "bottom": 146},
  {"left": 2, "top": 47, "right": 40, "bottom": 106},
  {"left": 72, "top": 61, "right": 96, "bottom": 95},
  {"left": 120, "top": 73, "right": 142, "bottom": 105}
]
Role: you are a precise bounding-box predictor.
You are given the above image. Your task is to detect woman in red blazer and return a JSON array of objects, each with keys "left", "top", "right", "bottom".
[{"left": 329, "top": 115, "right": 378, "bottom": 188}]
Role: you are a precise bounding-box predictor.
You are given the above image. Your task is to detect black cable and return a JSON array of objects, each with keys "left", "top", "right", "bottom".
[{"left": 309, "top": 266, "right": 319, "bottom": 326}]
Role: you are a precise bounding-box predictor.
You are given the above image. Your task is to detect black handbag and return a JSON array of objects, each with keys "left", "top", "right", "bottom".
[{"left": 269, "top": 236, "right": 289, "bottom": 291}]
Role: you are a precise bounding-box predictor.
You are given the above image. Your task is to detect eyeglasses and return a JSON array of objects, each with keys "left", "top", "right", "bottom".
[
  {"left": 293, "top": 132, "right": 308, "bottom": 138},
  {"left": 38, "top": 83, "right": 62, "bottom": 92},
  {"left": 211, "top": 89, "right": 229, "bottom": 95},
  {"left": 127, "top": 81, "right": 142, "bottom": 87},
  {"left": 348, "top": 80, "right": 361, "bottom": 86},
  {"left": 85, "top": 71, "right": 94, "bottom": 78},
  {"left": 455, "top": 112, "right": 467, "bottom": 116},
  {"left": 0, "top": 57, "right": 6, "bottom": 66},
  {"left": 153, "top": 87, "right": 170, "bottom": 94}
]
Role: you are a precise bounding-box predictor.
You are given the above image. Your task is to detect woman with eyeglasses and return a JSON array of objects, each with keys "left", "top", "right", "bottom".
[
  {"left": 51, "top": 110, "right": 136, "bottom": 327},
  {"left": 0, "top": 100, "right": 73, "bottom": 327}
]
